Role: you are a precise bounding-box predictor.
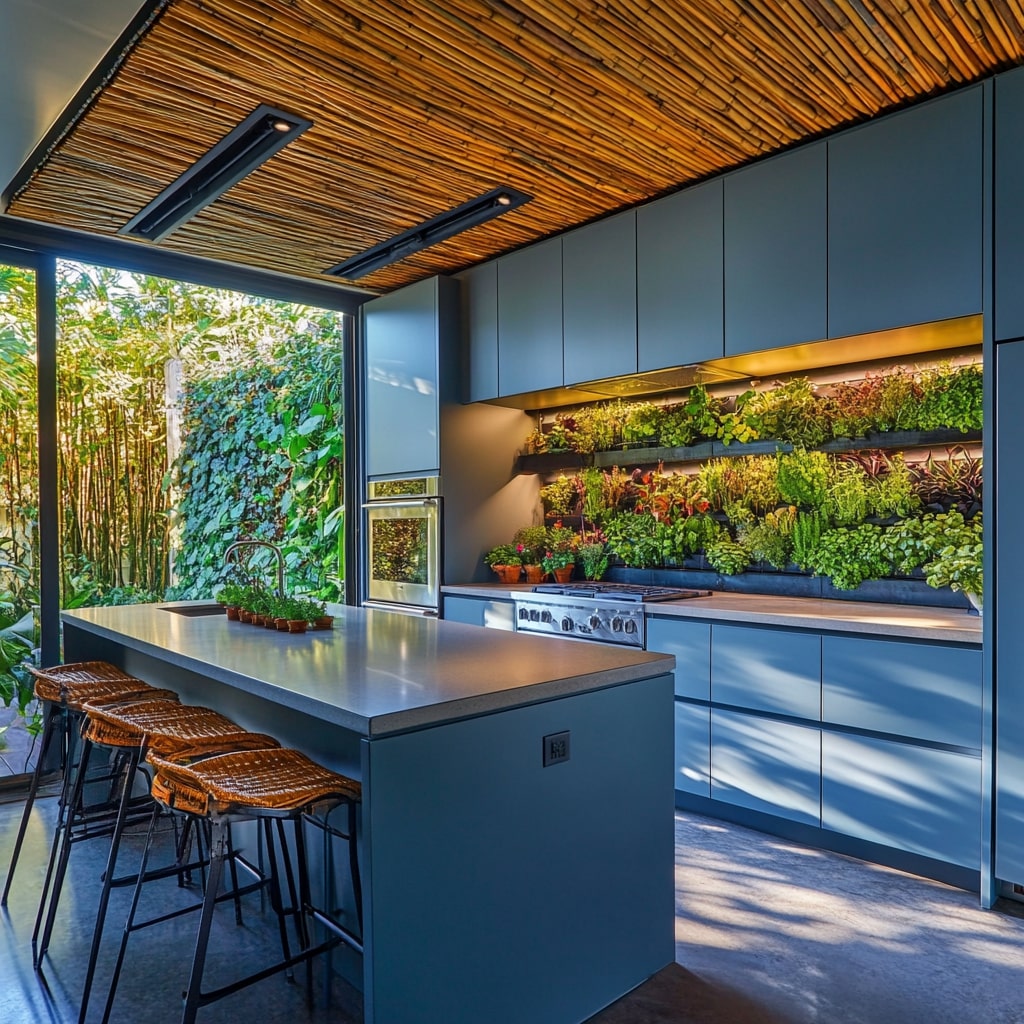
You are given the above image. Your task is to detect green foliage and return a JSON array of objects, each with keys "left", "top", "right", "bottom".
[
  {"left": 777, "top": 449, "right": 831, "bottom": 510},
  {"left": 825, "top": 462, "right": 870, "bottom": 526},
  {"left": 622, "top": 402, "right": 664, "bottom": 445},
  {"left": 868, "top": 453, "right": 921, "bottom": 519},
  {"left": 791, "top": 511, "right": 825, "bottom": 571},
  {"left": 731, "top": 455, "right": 782, "bottom": 514},
  {"left": 706, "top": 539, "right": 751, "bottom": 575},
  {"left": 540, "top": 477, "right": 576, "bottom": 517},
  {"left": 919, "top": 512, "right": 983, "bottom": 597},
  {"left": 695, "top": 460, "right": 745, "bottom": 512},
  {"left": 810, "top": 524, "right": 890, "bottom": 590},
  {"left": 740, "top": 506, "right": 798, "bottom": 569},
  {"left": 916, "top": 363, "right": 983, "bottom": 433},
  {"left": 513, "top": 525, "right": 549, "bottom": 564},
  {"left": 682, "top": 384, "right": 721, "bottom": 441},
  {"left": 604, "top": 512, "right": 663, "bottom": 568},
  {"left": 744, "top": 378, "right": 829, "bottom": 446},
  {"left": 578, "top": 542, "right": 609, "bottom": 581},
  {"left": 484, "top": 544, "right": 522, "bottom": 567}
]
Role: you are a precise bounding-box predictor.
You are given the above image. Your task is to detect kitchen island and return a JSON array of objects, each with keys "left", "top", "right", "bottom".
[{"left": 61, "top": 602, "right": 676, "bottom": 1024}]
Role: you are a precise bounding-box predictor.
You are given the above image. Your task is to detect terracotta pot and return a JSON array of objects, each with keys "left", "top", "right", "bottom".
[
  {"left": 238, "top": 609, "right": 252, "bottom": 623},
  {"left": 491, "top": 565, "right": 522, "bottom": 584},
  {"left": 523, "top": 564, "right": 545, "bottom": 584},
  {"left": 287, "top": 619, "right": 308, "bottom": 633},
  {"left": 274, "top": 617, "right": 290, "bottom": 631},
  {"left": 225, "top": 606, "right": 240, "bottom": 621},
  {"left": 312, "top": 615, "right": 334, "bottom": 630},
  {"left": 552, "top": 565, "right": 575, "bottom": 584},
  {"left": 264, "top": 615, "right": 279, "bottom": 629}
]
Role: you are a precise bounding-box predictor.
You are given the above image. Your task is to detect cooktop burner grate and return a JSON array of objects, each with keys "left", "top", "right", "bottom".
[{"left": 530, "top": 582, "right": 712, "bottom": 602}]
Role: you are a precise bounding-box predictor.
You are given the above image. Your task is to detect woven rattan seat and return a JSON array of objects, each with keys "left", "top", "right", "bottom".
[
  {"left": 81, "top": 699, "right": 281, "bottom": 760},
  {"left": 64, "top": 679, "right": 180, "bottom": 713},
  {"left": 28, "top": 660, "right": 143, "bottom": 703},
  {"left": 147, "top": 747, "right": 362, "bottom": 817}
]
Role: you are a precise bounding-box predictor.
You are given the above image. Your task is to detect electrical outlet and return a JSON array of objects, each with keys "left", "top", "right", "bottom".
[{"left": 543, "top": 730, "right": 570, "bottom": 766}]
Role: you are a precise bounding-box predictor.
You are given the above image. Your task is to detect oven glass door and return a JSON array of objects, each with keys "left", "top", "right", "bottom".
[{"left": 365, "top": 500, "right": 440, "bottom": 609}]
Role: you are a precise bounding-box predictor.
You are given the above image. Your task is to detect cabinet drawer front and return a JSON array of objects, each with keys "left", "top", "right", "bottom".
[
  {"left": 711, "top": 625, "right": 820, "bottom": 719},
  {"left": 822, "top": 732, "right": 980, "bottom": 869},
  {"left": 647, "top": 617, "right": 711, "bottom": 700},
  {"left": 675, "top": 701, "right": 710, "bottom": 798},
  {"left": 711, "top": 710, "right": 821, "bottom": 826},
  {"left": 822, "top": 636, "right": 981, "bottom": 749},
  {"left": 442, "top": 596, "right": 514, "bottom": 631}
]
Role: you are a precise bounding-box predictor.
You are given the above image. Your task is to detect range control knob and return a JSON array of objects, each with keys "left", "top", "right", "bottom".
[
  {"left": 624, "top": 619, "right": 637, "bottom": 634},
  {"left": 589, "top": 614, "right": 603, "bottom": 630},
  {"left": 541, "top": 609, "right": 553, "bottom": 623},
  {"left": 529, "top": 608, "right": 541, "bottom": 621},
  {"left": 560, "top": 617, "right": 574, "bottom": 632},
  {"left": 611, "top": 617, "right": 623, "bottom": 632},
  {"left": 518, "top": 607, "right": 529, "bottom": 620}
]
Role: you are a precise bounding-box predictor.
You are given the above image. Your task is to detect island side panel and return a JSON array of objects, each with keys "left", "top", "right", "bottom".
[{"left": 361, "top": 671, "right": 675, "bottom": 1024}]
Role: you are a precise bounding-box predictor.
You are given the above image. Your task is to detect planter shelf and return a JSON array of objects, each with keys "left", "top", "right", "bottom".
[{"left": 516, "top": 428, "right": 982, "bottom": 476}]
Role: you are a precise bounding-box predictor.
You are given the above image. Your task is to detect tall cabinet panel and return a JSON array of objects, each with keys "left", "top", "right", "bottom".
[
  {"left": 563, "top": 210, "right": 638, "bottom": 385},
  {"left": 365, "top": 276, "right": 454, "bottom": 478},
  {"left": 996, "top": 340, "right": 1024, "bottom": 884},
  {"left": 458, "top": 262, "right": 498, "bottom": 402},
  {"left": 637, "top": 180, "right": 724, "bottom": 370},
  {"left": 995, "top": 65, "right": 1024, "bottom": 342},
  {"left": 828, "top": 86, "right": 983, "bottom": 339},
  {"left": 724, "top": 141, "right": 827, "bottom": 356},
  {"left": 497, "top": 237, "right": 563, "bottom": 397}
]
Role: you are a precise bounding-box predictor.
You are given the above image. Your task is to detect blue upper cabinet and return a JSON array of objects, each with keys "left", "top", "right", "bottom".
[
  {"left": 364, "top": 276, "right": 456, "bottom": 478},
  {"left": 724, "top": 141, "right": 827, "bottom": 356},
  {"left": 996, "top": 66, "right": 1024, "bottom": 342},
  {"left": 828, "top": 86, "right": 983, "bottom": 340},
  {"left": 637, "top": 180, "right": 724, "bottom": 371},
  {"left": 497, "top": 236, "right": 563, "bottom": 397},
  {"left": 457, "top": 262, "right": 498, "bottom": 403},
  {"left": 563, "top": 209, "right": 638, "bottom": 385}
]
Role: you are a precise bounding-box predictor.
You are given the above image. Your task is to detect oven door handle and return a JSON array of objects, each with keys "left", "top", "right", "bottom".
[{"left": 362, "top": 498, "right": 438, "bottom": 509}]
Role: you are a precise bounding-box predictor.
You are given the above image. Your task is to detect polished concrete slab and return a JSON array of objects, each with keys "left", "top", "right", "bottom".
[{"left": 3, "top": 797, "right": 1024, "bottom": 1023}]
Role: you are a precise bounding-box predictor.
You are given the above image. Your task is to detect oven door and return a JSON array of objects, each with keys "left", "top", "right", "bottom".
[{"left": 364, "top": 499, "right": 441, "bottom": 612}]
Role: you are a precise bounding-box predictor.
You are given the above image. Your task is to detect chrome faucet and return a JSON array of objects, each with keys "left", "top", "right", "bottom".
[{"left": 224, "top": 540, "right": 285, "bottom": 596}]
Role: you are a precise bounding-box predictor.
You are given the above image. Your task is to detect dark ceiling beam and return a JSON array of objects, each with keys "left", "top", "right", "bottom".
[{"left": 0, "top": 214, "right": 374, "bottom": 313}]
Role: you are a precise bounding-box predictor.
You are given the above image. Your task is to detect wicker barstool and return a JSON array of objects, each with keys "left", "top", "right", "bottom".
[
  {"left": 36, "top": 696, "right": 279, "bottom": 1024},
  {"left": 2, "top": 661, "right": 176, "bottom": 908},
  {"left": 104, "top": 747, "right": 363, "bottom": 1024}
]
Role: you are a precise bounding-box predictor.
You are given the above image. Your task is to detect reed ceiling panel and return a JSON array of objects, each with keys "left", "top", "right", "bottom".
[{"left": 6, "top": 0, "right": 1024, "bottom": 291}]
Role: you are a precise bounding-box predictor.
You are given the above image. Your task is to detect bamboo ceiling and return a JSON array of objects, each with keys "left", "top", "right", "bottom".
[{"left": 6, "top": 0, "right": 1024, "bottom": 293}]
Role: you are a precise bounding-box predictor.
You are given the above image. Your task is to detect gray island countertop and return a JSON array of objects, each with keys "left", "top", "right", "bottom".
[{"left": 61, "top": 602, "right": 674, "bottom": 737}]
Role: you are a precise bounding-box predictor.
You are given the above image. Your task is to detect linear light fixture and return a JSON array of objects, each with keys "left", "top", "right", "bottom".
[
  {"left": 120, "top": 104, "right": 312, "bottom": 242},
  {"left": 325, "top": 186, "right": 532, "bottom": 279}
]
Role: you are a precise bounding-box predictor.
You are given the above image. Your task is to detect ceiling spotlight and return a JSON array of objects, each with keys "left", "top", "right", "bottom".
[
  {"left": 120, "top": 104, "right": 312, "bottom": 242},
  {"left": 325, "top": 185, "right": 532, "bottom": 280}
]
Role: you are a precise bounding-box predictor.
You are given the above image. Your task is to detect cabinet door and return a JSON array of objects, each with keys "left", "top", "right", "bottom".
[
  {"left": 828, "top": 86, "right": 983, "bottom": 339},
  {"left": 563, "top": 210, "right": 637, "bottom": 385},
  {"left": 497, "top": 237, "right": 563, "bottom": 397},
  {"left": 995, "top": 66, "right": 1024, "bottom": 342},
  {"left": 646, "top": 616, "right": 711, "bottom": 701},
  {"left": 711, "top": 624, "right": 820, "bottom": 720},
  {"left": 822, "top": 636, "right": 982, "bottom": 749},
  {"left": 711, "top": 710, "right": 820, "bottom": 825},
  {"left": 822, "top": 733, "right": 980, "bottom": 868},
  {"left": 996, "top": 340, "right": 1024, "bottom": 883},
  {"left": 442, "top": 595, "right": 514, "bottom": 631},
  {"left": 364, "top": 277, "right": 440, "bottom": 478},
  {"left": 724, "top": 141, "right": 827, "bottom": 356},
  {"left": 459, "top": 262, "right": 498, "bottom": 402},
  {"left": 675, "top": 701, "right": 710, "bottom": 798},
  {"left": 637, "top": 180, "right": 724, "bottom": 371}
]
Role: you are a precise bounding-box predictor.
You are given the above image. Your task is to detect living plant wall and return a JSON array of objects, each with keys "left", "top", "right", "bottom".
[{"left": 527, "top": 361, "right": 983, "bottom": 603}]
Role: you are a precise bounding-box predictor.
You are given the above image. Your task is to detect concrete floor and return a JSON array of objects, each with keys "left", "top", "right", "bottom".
[{"left": 2, "top": 797, "right": 1024, "bottom": 1024}]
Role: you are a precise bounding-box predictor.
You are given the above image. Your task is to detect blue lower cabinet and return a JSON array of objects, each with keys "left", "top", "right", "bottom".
[
  {"left": 442, "top": 595, "right": 514, "bottom": 630},
  {"left": 647, "top": 617, "right": 711, "bottom": 700},
  {"left": 711, "top": 624, "right": 820, "bottom": 719},
  {"left": 821, "top": 732, "right": 980, "bottom": 868},
  {"left": 711, "top": 710, "right": 821, "bottom": 826},
  {"left": 674, "top": 701, "right": 710, "bottom": 797}
]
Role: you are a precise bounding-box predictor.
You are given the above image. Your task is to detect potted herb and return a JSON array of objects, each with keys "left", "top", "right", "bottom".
[
  {"left": 299, "top": 598, "right": 332, "bottom": 629},
  {"left": 216, "top": 581, "right": 247, "bottom": 620},
  {"left": 578, "top": 541, "right": 609, "bottom": 581},
  {"left": 921, "top": 512, "right": 983, "bottom": 612},
  {"left": 542, "top": 523, "right": 578, "bottom": 582},
  {"left": 484, "top": 544, "right": 523, "bottom": 584},
  {"left": 514, "top": 525, "right": 550, "bottom": 583}
]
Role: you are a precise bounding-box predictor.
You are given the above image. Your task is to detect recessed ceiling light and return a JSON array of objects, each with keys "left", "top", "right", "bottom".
[
  {"left": 325, "top": 186, "right": 532, "bottom": 279},
  {"left": 120, "top": 104, "right": 312, "bottom": 242}
]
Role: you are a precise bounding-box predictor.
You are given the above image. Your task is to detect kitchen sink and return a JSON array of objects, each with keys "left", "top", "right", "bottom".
[{"left": 158, "top": 603, "right": 225, "bottom": 617}]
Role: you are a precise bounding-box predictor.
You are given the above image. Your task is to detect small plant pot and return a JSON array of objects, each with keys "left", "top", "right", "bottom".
[
  {"left": 225, "top": 606, "right": 240, "bottom": 621},
  {"left": 523, "top": 564, "right": 545, "bottom": 584},
  {"left": 312, "top": 616, "right": 334, "bottom": 630},
  {"left": 552, "top": 566, "right": 575, "bottom": 584},
  {"left": 264, "top": 615, "right": 279, "bottom": 629},
  {"left": 491, "top": 565, "right": 522, "bottom": 584},
  {"left": 287, "top": 619, "right": 308, "bottom": 633},
  {"left": 238, "top": 609, "right": 253, "bottom": 623},
  {"left": 274, "top": 617, "right": 290, "bottom": 631}
]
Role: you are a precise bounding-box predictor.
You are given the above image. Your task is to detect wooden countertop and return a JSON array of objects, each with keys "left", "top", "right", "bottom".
[
  {"left": 61, "top": 602, "right": 674, "bottom": 737},
  {"left": 441, "top": 584, "right": 982, "bottom": 645}
]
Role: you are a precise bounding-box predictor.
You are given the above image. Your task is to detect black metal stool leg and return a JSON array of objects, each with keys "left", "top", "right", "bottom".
[
  {"left": 262, "top": 818, "right": 295, "bottom": 980},
  {"left": 1, "top": 700, "right": 61, "bottom": 906}
]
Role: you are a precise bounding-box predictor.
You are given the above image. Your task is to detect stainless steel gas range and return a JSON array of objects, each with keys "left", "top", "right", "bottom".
[{"left": 512, "top": 582, "right": 712, "bottom": 649}]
